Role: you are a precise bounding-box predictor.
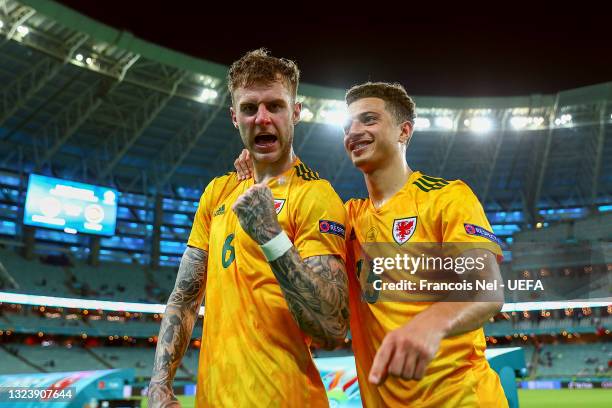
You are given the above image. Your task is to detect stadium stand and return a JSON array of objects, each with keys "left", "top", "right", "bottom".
[
  {"left": 0, "top": 245, "right": 70, "bottom": 296},
  {"left": 0, "top": 345, "right": 39, "bottom": 374},
  {"left": 534, "top": 343, "right": 611, "bottom": 378},
  {"left": 10, "top": 344, "right": 109, "bottom": 372}
]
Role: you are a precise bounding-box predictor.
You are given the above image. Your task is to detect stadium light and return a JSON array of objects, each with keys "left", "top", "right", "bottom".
[
  {"left": 199, "top": 88, "right": 218, "bottom": 103},
  {"left": 510, "top": 116, "right": 544, "bottom": 130},
  {"left": 319, "top": 106, "right": 348, "bottom": 128},
  {"left": 85, "top": 57, "right": 93, "bottom": 65},
  {"left": 414, "top": 117, "right": 431, "bottom": 130},
  {"left": 0, "top": 20, "right": 4, "bottom": 29},
  {"left": 465, "top": 117, "right": 493, "bottom": 133},
  {"left": 434, "top": 117, "right": 454, "bottom": 130},
  {"left": 510, "top": 116, "right": 530, "bottom": 130},
  {"left": 75, "top": 53, "right": 83, "bottom": 62},
  {"left": 16, "top": 25, "right": 29, "bottom": 36},
  {"left": 554, "top": 114, "right": 572, "bottom": 127},
  {"left": 300, "top": 107, "right": 314, "bottom": 122}
]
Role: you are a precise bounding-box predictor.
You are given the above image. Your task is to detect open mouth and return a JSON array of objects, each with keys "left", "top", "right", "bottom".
[{"left": 254, "top": 134, "right": 278, "bottom": 147}]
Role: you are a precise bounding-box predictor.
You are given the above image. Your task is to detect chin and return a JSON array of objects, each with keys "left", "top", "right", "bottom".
[
  {"left": 252, "top": 149, "right": 282, "bottom": 163},
  {"left": 351, "top": 153, "right": 378, "bottom": 174}
]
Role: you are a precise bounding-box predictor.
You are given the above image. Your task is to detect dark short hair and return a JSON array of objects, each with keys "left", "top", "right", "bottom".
[
  {"left": 228, "top": 48, "right": 300, "bottom": 103},
  {"left": 345, "top": 82, "right": 416, "bottom": 124}
]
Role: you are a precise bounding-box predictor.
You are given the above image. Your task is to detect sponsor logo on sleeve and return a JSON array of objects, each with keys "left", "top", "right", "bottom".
[
  {"left": 464, "top": 223, "right": 503, "bottom": 246},
  {"left": 319, "top": 220, "right": 345, "bottom": 238}
]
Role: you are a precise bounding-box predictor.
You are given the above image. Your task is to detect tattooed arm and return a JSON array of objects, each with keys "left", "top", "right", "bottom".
[
  {"left": 232, "top": 184, "right": 349, "bottom": 350},
  {"left": 148, "top": 246, "right": 207, "bottom": 408},
  {"left": 271, "top": 251, "right": 349, "bottom": 349}
]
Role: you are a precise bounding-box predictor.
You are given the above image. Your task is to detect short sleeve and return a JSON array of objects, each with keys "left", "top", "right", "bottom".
[
  {"left": 291, "top": 182, "right": 348, "bottom": 262},
  {"left": 187, "top": 179, "right": 216, "bottom": 252},
  {"left": 440, "top": 182, "right": 504, "bottom": 261}
]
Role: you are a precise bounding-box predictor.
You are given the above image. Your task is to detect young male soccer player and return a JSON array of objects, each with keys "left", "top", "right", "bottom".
[
  {"left": 148, "top": 49, "right": 349, "bottom": 407},
  {"left": 342, "top": 82, "right": 507, "bottom": 407},
  {"left": 235, "top": 82, "right": 508, "bottom": 407}
]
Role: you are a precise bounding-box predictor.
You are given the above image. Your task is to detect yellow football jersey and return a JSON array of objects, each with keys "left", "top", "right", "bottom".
[
  {"left": 345, "top": 171, "right": 508, "bottom": 408},
  {"left": 188, "top": 158, "right": 347, "bottom": 407}
]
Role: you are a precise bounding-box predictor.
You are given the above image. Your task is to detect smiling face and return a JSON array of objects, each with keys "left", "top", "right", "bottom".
[
  {"left": 344, "top": 97, "right": 412, "bottom": 173},
  {"left": 230, "top": 79, "right": 301, "bottom": 164}
]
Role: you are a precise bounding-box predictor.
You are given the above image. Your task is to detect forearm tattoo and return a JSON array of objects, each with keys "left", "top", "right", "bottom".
[
  {"left": 232, "top": 184, "right": 349, "bottom": 348},
  {"left": 270, "top": 251, "right": 350, "bottom": 350},
  {"left": 148, "top": 246, "right": 207, "bottom": 406}
]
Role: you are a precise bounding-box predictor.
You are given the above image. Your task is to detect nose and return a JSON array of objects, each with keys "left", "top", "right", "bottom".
[
  {"left": 344, "top": 119, "right": 364, "bottom": 137},
  {"left": 344, "top": 120, "right": 365, "bottom": 149},
  {"left": 255, "top": 104, "right": 272, "bottom": 126}
]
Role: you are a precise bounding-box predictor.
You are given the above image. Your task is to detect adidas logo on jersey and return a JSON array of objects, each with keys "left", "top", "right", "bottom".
[{"left": 213, "top": 204, "right": 225, "bottom": 217}]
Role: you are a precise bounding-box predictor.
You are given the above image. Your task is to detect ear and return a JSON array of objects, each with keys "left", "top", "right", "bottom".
[
  {"left": 399, "top": 120, "right": 414, "bottom": 145},
  {"left": 230, "top": 106, "right": 238, "bottom": 129},
  {"left": 293, "top": 102, "right": 302, "bottom": 125}
]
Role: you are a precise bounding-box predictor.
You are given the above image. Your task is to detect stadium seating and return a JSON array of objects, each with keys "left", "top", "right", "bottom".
[
  {"left": 0, "top": 245, "right": 178, "bottom": 303},
  {"left": 92, "top": 347, "right": 199, "bottom": 379},
  {"left": 0, "top": 345, "right": 38, "bottom": 374},
  {"left": 0, "top": 246, "right": 70, "bottom": 296},
  {"left": 534, "top": 343, "right": 611, "bottom": 378},
  {"left": 0, "top": 344, "right": 200, "bottom": 381},
  {"left": 6, "top": 345, "right": 109, "bottom": 373},
  {"left": 485, "top": 315, "right": 611, "bottom": 337}
]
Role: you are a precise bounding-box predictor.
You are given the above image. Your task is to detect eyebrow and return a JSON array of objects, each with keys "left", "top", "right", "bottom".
[
  {"left": 239, "top": 98, "right": 287, "bottom": 108},
  {"left": 356, "top": 111, "right": 380, "bottom": 119}
]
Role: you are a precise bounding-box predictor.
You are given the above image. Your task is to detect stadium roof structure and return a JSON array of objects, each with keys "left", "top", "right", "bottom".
[{"left": 1, "top": 0, "right": 611, "bottom": 225}]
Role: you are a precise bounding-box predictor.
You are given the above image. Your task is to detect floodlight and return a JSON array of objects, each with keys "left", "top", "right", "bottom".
[
  {"left": 414, "top": 117, "right": 431, "bottom": 130},
  {"left": 16, "top": 25, "right": 29, "bottom": 35}
]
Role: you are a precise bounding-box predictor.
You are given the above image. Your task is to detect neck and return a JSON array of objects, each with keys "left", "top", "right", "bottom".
[
  {"left": 253, "top": 148, "right": 297, "bottom": 184},
  {"left": 364, "top": 154, "right": 413, "bottom": 209}
]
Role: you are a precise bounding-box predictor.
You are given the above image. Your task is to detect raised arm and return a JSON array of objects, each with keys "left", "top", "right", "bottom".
[
  {"left": 232, "top": 184, "right": 349, "bottom": 349},
  {"left": 148, "top": 246, "right": 208, "bottom": 408}
]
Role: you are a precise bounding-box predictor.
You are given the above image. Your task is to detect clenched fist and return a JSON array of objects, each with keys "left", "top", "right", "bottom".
[{"left": 232, "top": 183, "right": 282, "bottom": 245}]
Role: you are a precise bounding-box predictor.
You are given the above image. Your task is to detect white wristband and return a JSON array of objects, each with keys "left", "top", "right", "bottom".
[{"left": 260, "top": 231, "right": 293, "bottom": 262}]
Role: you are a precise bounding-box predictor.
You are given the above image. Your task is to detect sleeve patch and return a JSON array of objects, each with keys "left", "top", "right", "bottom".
[
  {"left": 464, "top": 223, "right": 503, "bottom": 246},
  {"left": 319, "top": 220, "right": 345, "bottom": 238}
]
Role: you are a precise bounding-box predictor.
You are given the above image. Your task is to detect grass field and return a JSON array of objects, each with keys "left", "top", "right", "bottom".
[
  {"left": 518, "top": 389, "right": 610, "bottom": 408},
  {"left": 139, "top": 395, "right": 195, "bottom": 408},
  {"left": 139, "top": 389, "right": 610, "bottom": 407}
]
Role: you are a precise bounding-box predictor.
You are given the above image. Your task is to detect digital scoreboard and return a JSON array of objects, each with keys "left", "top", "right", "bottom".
[{"left": 23, "top": 174, "right": 118, "bottom": 236}]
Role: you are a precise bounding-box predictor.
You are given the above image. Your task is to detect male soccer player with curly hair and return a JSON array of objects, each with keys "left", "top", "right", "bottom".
[{"left": 149, "top": 49, "right": 349, "bottom": 407}]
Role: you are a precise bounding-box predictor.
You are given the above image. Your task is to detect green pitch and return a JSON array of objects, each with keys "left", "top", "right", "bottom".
[
  {"left": 519, "top": 389, "right": 610, "bottom": 408},
  {"left": 138, "top": 395, "right": 195, "bottom": 408},
  {"left": 139, "top": 390, "right": 610, "bottom": 407}
]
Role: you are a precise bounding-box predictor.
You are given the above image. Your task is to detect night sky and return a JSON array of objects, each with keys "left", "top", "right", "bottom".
[{"left": 53, "top": 3, "right": 611, "bottom": 97}]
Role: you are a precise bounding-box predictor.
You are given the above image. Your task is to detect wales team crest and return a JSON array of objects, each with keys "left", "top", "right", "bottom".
[
  {"left": 274, "top": 199, "right": 286, "bottom": 214},
  {"left": 392, "top": 217, "right": 417, "bottom": 245}
]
